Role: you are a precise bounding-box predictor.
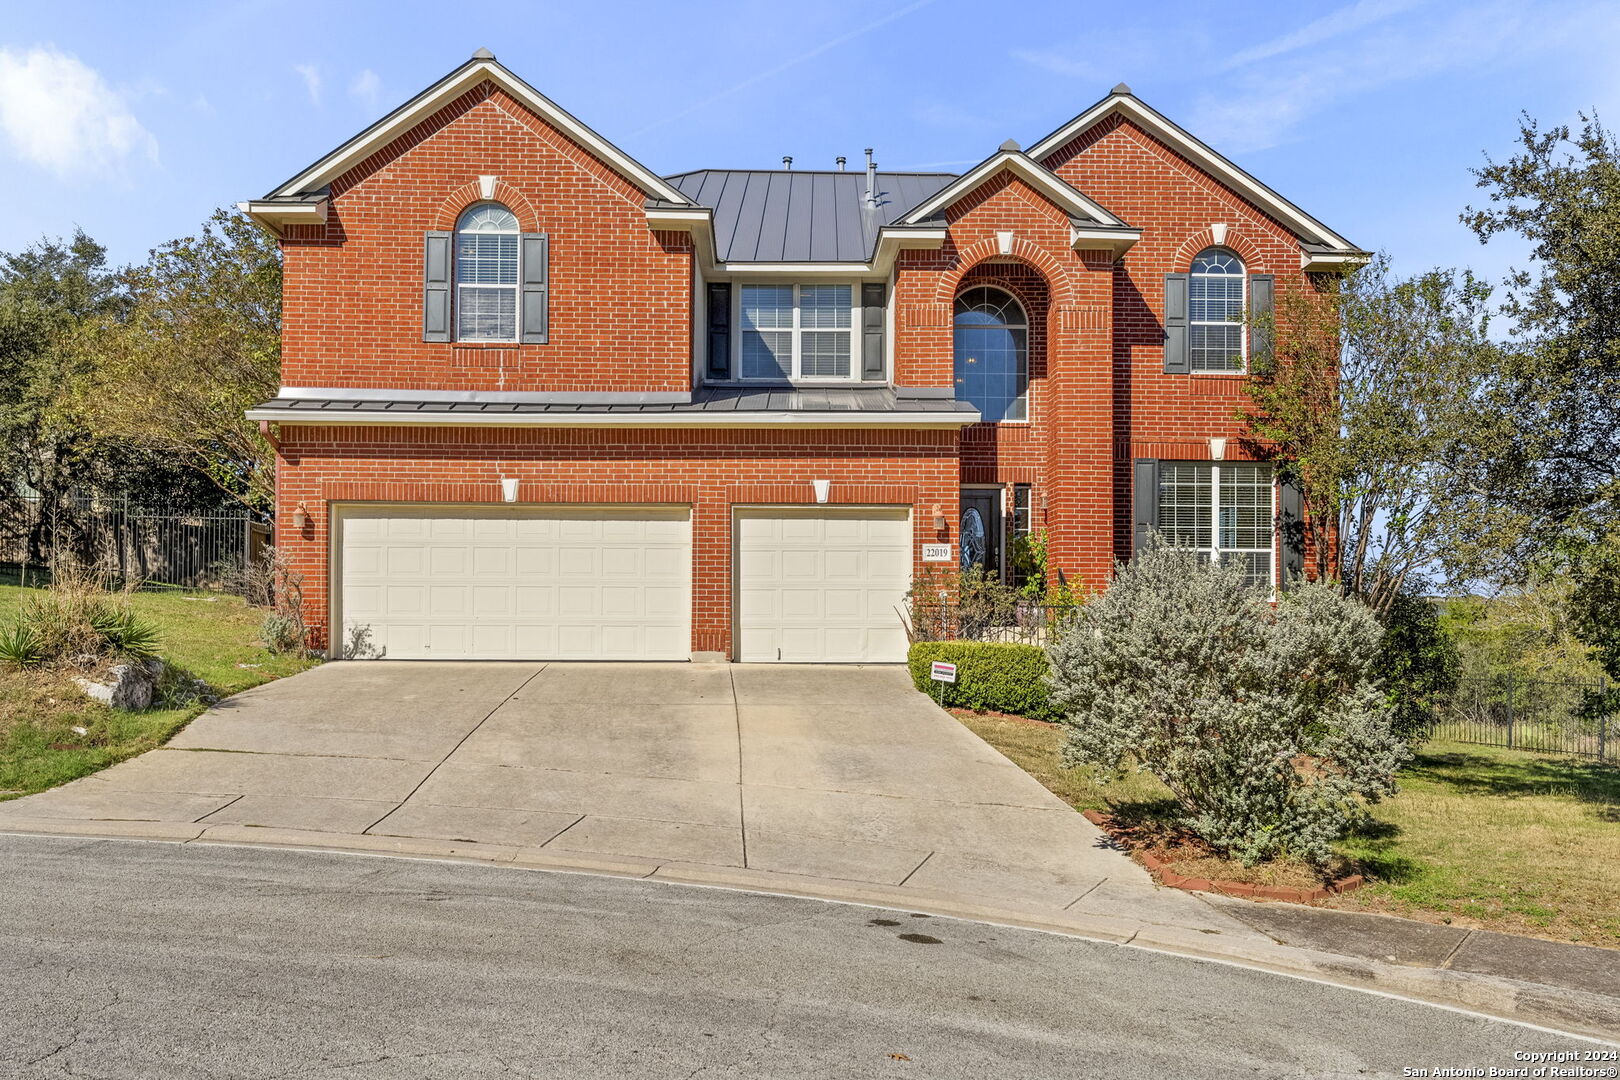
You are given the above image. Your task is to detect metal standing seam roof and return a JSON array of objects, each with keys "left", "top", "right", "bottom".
[
  {"left": 248, "top": 386, "right": 979, "bottom": 416},
  {"left": 664, "top": 170, "right": 958, "bottom": 263}
]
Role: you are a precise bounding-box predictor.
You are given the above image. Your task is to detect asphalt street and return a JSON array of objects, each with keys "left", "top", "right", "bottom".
[{"left": 0, "top": 834, "right": 1603, "bottom": 1078}]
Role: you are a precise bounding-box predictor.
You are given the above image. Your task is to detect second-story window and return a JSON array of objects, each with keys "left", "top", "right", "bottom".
[
  {"left": 455, "top": 203, "right": 519, "bottom": 342},
  {"left": 737, "top": 284, "right": 854, "bottom": 380},
  {"left": 953, "top": 286, "right": 1028, "bottom": 422},
  {"left": 1189, "top": 247, "right": 1245, "bottom": 372}
]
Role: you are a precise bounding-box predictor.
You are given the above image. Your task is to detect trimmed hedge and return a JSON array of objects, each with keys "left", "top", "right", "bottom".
[{"left": 907, "top": 641, "right": 1058, "bottom": 720}]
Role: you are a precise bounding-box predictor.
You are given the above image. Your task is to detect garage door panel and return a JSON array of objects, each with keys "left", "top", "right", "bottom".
[
  {"left": 736, "top": 509, "right": 911, "bottom": 663},
  {"left": 339, "top": 506, "right": 690, "bottom": 661}
]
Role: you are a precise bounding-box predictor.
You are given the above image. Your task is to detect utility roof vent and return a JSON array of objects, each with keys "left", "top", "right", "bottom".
[
  {"left": 782, "top": 156, "right": 793, "bottom": 169},
  {"left": 472, "top": 47, "right": 496, "bottom": 60},
  {"left": 864, "top": 148, "right": 878, "bottom": 207},
  {"left": 836, "top": 156, "right": 846, "bottom": 171}
]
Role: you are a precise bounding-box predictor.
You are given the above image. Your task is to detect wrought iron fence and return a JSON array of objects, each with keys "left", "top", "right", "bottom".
[
  {"left": 0, "top": 496, "right": 270, "bottom": 594},
  {"left": 1426, "top": 677, "right": 1614, "bottom": 762},
  {"left": 906, "top": 600, "right": 1080, "bottom": 646}
]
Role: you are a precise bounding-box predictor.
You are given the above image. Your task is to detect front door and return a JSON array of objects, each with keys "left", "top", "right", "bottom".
[{"left": 959, "top": 490, "right": 1002, "bottom": 579}]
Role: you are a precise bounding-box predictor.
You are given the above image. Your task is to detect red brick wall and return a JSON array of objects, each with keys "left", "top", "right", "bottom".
[
  {"left": 278, "top": 82, "right": 693, "bottom": 394},
  {"left": 273, "top": 425, "right": 958, "bottom": 655}
]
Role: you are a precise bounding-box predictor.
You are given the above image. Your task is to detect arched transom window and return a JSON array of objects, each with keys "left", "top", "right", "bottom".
[
  {"left": 1189, "top": 247, "right": 1245, "bottom": 372},
  {"left": 953, "top": 286, "right": 1028, "bottom": 422},
  {"left": 455, "top": 202, "right": 519, "bottom": 341}
]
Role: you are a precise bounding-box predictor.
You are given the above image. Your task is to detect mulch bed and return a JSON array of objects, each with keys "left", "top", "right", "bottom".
[{"left": 1082, "top": 809, "right": 1367, "bottom": 902}]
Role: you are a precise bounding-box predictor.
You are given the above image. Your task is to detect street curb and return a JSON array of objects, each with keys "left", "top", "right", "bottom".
[{"left": 3, "top": 817, "right": 1616, "bottom": 1043}]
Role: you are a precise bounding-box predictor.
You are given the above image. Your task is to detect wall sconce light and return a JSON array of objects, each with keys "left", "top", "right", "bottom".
[
  {"left": 1209, "top": 436, "right": 1228, "bottom": 461},
  {"left": 500, "top": 477, "right": 519, "bottom": 503},
  {"left": 812, "top": 479, "right": 830, "bottom": 504},
  {"left": 931, "top": 504, "right": 947, "bottom": 532},
  {"left": 291, "top": 503, "right": 308, "bottom": 530}
]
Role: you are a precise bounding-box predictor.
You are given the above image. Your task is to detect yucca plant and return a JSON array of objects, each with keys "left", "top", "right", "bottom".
[{"left": 0, "top": 623, "right": 45, "bottom": 667}]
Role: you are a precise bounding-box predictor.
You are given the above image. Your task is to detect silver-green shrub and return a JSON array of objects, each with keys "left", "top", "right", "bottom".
[{"left": 1047, "top": 539, "right": 1409, "bottom": 866}]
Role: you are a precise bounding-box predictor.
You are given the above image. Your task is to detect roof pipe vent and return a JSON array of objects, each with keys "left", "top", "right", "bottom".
[
  {"left": 836, "top": 156, "right": 846, "bottom": 171},
  {"left": 864, "top": 148, "right": 877, "bottom": 207},
  {"left": 782, "top": 155, "right": 793, "bottom": 170}
]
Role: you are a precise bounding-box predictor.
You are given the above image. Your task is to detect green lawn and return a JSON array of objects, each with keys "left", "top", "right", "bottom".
[
  {"left": 956, "top": 711, "right": 1620, "bottom": 948},
  {"left": 0, "top": 579, "right": 318, "bottom": 799}
]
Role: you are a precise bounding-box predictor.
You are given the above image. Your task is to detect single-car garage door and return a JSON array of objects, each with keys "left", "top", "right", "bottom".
[
  {"left": 336, "top": 505, "right": 690, "bottom": 660},
  {"left": 734, "top": 507, "right": 911, "bottom": 663}
]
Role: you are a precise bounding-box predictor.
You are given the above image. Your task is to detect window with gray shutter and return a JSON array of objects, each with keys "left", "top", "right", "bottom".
[
  {"left": 1163, "top": 274, "right": 1189, "bottom": 373},
  {"left": 861, "top": 282, "right": 886, "bottom": 381},
  {"left": 1248, "top": 273, "right": 1275, "bottom": 373},
  {"left": 1278, "top": 475, "right": 1305, "bottom": 584},
  {"left": 1133, "top": 459, "right": 1160, "bottom": 554},
  {"left": 707, "top": 282, "right": 731, "bottom": 379},
  {"left": 423, "top": 231, "right": 452, "bottom": 342},
  {"left": 520, "top": 232, "right": 549, "bottom": 344}
]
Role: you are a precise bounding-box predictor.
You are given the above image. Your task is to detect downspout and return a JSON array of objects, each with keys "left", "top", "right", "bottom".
[{"left": 258, "top": 419, "right": 282, "bottom": 453}]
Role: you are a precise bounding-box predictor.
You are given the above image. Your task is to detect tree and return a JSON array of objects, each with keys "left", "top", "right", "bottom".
[
  {"left": 1240, "top": 254, "right": 1510, "bottom": 614},
  {"left": 78, "top": 208, "right": 281, "bottom": 511},
  {"left": 1047, "top": 540, "right": 1407, "bottom": 867},
  {"left": 1373, "top": 593, "right": 1460, "bottom": 740}
]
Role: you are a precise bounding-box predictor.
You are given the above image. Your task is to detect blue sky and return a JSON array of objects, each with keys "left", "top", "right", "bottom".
[{"left": 2, "top": 0, "right": 1618, "bottom": 289}]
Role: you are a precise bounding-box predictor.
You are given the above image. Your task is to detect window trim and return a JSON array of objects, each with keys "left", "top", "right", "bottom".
[
  {"left": 952, "top": 285, "right": 1031, "bottom": 424},
  {"left": 726, "top": 281, "right": 863, "bottom": 384},
  {"left": 454, "top": 202, "right": 521, "bottom": 345},
  {"left": 1188, "top": 247, "right": 1246, "bottom": 375},
  {"left": 1157, "top": 460, "right": 1277, "bottom": 588}
]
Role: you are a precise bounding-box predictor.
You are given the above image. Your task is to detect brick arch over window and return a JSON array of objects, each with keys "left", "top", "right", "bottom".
[
  {"left": 1169, "top": 227, "right": 1267, "bottom": 273},
  {"left": 935, "top": 239, "right": 1078, "bottom": 307},
  {"left": 429, "top": 180, "right": 542, "bottom": 233}
]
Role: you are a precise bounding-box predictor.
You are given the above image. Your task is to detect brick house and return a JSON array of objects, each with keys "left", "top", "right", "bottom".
[{"left": 242, "top": 49, "right": 1360, "bottom": 663}]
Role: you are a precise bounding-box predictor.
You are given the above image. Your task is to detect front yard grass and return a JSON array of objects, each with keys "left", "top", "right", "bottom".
[
  {"left": 955, "top": 710, "right": 1620, "bottom": 948},
  {"left": 0, "top": 579, "right": 317, "bottom": 800}
]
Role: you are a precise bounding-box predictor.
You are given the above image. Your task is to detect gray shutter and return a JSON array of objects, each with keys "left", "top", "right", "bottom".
[
  {"left": 1163, "top": 273, "right": 1189, "bottom": 373},
  {"left": 1279, "top": 474, "right": 1305, "bottom": 585},
  {"left": 1248, "top": 273, "right": 1275, "bottom": 372},
  {"left": 423, "top": 231, "right": 452, "bottom": 342},
  {"left": 521, "top": 232, "right": 549, "bottom": 344},
  {"left": 706, "top": 282, "right": 731, "bottom": 380},
  {"left": 1133, "top": 459, "right": 1160, "bottom": 555},
  {"left": 861, "top": 282, "right": 887, "bottom": 381}
]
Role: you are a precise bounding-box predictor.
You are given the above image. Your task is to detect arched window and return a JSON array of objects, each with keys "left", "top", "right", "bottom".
[
  {"left": 953, "top": 286, "right": 1028, "bottom": 422},
  {"left": 455, "top": 202, "right": 519, "bottom": 342},
  {"left": 1189, "top": 247, "right": 1245, "bottom": 372}
]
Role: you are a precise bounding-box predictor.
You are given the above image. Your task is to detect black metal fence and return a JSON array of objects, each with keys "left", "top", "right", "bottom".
[
  {"left": 906, "top": 600, "right": 1080, "bottom": 646},
  {"left": 0, "top": 497, "right": 270, "bottom": 594},
  {"left": 1427, "top": 677, "right": 1614, "bottom": 762}
]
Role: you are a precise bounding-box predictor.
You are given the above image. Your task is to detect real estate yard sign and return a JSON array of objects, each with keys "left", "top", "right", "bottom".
[{"left": 929, "top": 660, "right": 956, "bottom": 706}]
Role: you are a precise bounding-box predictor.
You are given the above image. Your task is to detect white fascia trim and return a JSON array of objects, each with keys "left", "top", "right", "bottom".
[
  {"left": 1070, "top": 224, "right": 1142, "bottom": 255},
  {"left": 277, "top": 386, "right": 693, "bottom": 405},
  {"left": 269, "top": 60, "right": 692, "bottom": 206},
  {"left": 1301, "top": 250, "right": 1370, "bottom": 272},
  {"left": 1027, "top": 95, "right": 1356, "bottom": 251},
  {"left": 896, "top": 152, "right": 1127, "bottom": 228},
  {"left": 237, "top": 199, "right": 328, "bottom": 236},
  {"left": 706, "top": 231, "right": 947, "bottom": 279},
  {"left": 646, "top": 207, "right": 717, "bottom": 267},
  {"left": 717, "top": 261, "right": 881, "bottom": 276},
  {"left": 246, "top": 408, "right": 980, "bottom": 429}
]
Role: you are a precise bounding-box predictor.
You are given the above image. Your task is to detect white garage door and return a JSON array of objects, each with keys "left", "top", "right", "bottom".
[
  {"left": 734, "top": 508, "right": 911, "bottom": 663},
  {"left": 337, "top": 505, "right": 690, "bottom": 660}
]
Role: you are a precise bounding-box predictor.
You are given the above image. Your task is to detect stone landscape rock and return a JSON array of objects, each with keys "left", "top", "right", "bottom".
[{"left": 73, "top": 658, "right": 165, "bottom": 710}]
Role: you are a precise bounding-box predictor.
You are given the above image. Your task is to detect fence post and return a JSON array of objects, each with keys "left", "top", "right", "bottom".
[
  {"left": 1601, "top": 677, "right": 1610, "bottom": 763},
  {"left": 1505, "top": 675, "right": 1515, "bottom": 750}
]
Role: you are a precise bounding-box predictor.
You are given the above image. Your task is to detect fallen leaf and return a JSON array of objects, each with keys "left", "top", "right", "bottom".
[{"left": 888, "top": 1053, "right": 911, "bottom": 1062}]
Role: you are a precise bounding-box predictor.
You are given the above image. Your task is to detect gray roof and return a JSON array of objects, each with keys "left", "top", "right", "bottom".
[
  {"left": 251, "top": 386, "right": 977, "bottom": 416},
  {"left": 665, "top": 170, "right": 957, "bottom": 263}
]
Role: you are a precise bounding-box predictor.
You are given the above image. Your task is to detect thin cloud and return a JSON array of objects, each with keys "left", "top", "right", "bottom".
[
  {"left": 349, "top": 68, "right": 381, "bottom": 110},
  {"left": 628, "top": 0, "right": 938, "bottom": 137},
  {"left": 0, "top": 45, "right": 157, "bottom": 178},
  {"left": 1009, "top": 49, "right": 1104, "bottom": 81},
  {"left": 1221, "top": 0, "right": 1426, "bottom": 70},
  {"left": 294, "top": 63, "right": 321, "bottom": 106}
]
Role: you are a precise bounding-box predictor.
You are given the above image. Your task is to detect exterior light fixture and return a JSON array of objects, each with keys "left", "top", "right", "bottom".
[
  {"left": 931, "top": 504, "right": 947, "bottom": 532},
  {"left": 812, "top": 479, "right": 830, "bottom": 504},
  {"left": 500, "top": 477, "right": 520, "bottom": 503},
  {"left": 1209, "top": 436, "right": 1227, "bottom": 461},
  {"left": 291, "top": 503, "right": 308, "bottom": 530}
]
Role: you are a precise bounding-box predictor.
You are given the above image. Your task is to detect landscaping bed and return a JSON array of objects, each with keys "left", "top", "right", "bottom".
[
  {"left": 0, "top": 579, "right": 317, "bottom": 799},
  {"left": 952, "top": 708, "right": 1620, "bottom": 948}
]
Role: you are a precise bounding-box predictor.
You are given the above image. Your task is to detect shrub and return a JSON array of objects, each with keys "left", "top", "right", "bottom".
[
  {"left": 1047, "top": 539, "right": 1409, "bottom": 866},
  {"left": 1375, "top": 592, "right": 1461, "bottom": 741},
  {"left": 908, "top": 641, "right": 1057, "bottom": 719},
  {"left": 0, "top": 570, "right": 161, "bottom": 669},
  {"left": 259, "top": 612, "right": 304, "bottom": 654}
]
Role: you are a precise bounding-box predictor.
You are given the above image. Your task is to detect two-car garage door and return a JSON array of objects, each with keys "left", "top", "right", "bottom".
[
  {"left": 337, "top": 506, "right": 690, "bottom": 660},
  {"left": 335, "top": 504, "right": 911, "bottom": 663}
]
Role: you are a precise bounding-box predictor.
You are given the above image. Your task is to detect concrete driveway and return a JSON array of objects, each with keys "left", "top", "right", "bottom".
[{"left": 0, "top": 662, "right": 1255, "bottom": 936}]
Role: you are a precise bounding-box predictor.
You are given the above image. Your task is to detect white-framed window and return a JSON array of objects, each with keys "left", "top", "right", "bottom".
[
  {"left": 1158, "top": 461, "right": 1275, "bottom": 587},
  {"left": 735, "top": 283, "right": 857, "bottom": 380},
  {"left": 455, "top": 202, "right": 519, "bottom": 342},
  {"left": 953, "top": 286, "right": 1029, "bottom": 422},
  {"left": 1189, "top": 247, "right": 1245, "bottom": 373}
]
